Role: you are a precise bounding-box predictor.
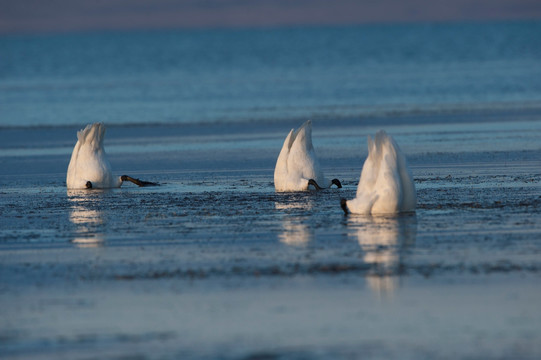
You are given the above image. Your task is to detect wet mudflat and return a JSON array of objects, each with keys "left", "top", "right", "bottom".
[{"left": 1, "top": 116, "right": 540, "bottom": 359}]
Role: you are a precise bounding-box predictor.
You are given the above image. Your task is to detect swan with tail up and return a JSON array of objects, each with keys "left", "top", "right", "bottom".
[
  {"left": 274, "top": 120, "right": 342, "bottom": 192},
  {"left": 341, "top": 130, "right": 416, "bottom": 215},
  {"left": 66, "top": 123, "right": 158, "bottom": 189}
]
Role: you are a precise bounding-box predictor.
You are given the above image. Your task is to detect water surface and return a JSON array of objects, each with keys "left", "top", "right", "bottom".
[
  {"left": 1, "top": 21, "right": 541, "bottom": 360},
  {"left": 2, "top": 21, "right": 541, "bottom": 127}
]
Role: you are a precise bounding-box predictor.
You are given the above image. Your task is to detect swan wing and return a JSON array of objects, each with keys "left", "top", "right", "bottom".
[
  {"left": 392, "top": 136, "right": 417, "bottom": 212},
  {"left": 370, "top": 148, "right": 402, "bottom": 214},
  {"left": 367, "top": 131, "right": 401, "bottom": 214},
  {"left": 356, "top": 135, "right": 379, "bottom": 196},
  {"left": 66, "top": 139, "right": 82, "bottom": 188},
  {"left": 274, "top": 128, "right": 295, "bottom": 190},
  {"left": 288, "top": 120, "right": 324, "bottom": 183}
]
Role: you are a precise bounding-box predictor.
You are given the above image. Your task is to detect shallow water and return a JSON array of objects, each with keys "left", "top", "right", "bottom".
[{"left": 1, "top": 112, "right": 540, "bottom": 359}]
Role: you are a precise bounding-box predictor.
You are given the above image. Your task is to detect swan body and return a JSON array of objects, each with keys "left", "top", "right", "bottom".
[
  {"left": 67, "top": 123, "right": 157, "bottom": 189},
  {"left": 67, "top": 123, "right": 121, "bottom": 189},
  {"left": 341, "top": 130, "right": 416, "bottom": 215},
  {"left": 274, "top": 120, "right": 341, "bottom": 192}
]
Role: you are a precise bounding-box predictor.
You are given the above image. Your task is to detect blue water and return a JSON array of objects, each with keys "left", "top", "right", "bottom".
[
  {"left": 1, "top": 21, "right": 541, "bottom": 127},
  {"left": 1, "top": 21, "right": 541, "bottom": 360}
]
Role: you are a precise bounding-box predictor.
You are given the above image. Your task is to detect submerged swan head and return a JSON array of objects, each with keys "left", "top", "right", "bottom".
[
  {"left": 274, "top": 120, "right": 342, "bottom": 192},
  {"left": 341, "top": 130, "right": 416, "bottom": 215},
  {"left": 66, "top": 123, "right": 158, "bottom": 189}
]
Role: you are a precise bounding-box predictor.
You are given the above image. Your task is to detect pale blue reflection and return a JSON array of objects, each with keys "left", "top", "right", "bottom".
[
  {"left": 348, "top": 215, "right": 417, "bottom": 296},
  {"left": 67, "top": 190, "right": 106, "bottom": 247},
  {"left": 275, "top": 199, "right": 314, "bottom": 246}
]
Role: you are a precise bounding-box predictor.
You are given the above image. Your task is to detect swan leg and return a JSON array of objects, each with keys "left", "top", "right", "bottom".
[
  {"left": 308, "top": 179, "right": 323, "bottom": 190},
  {"left": 86, "top": 181, "right": 92, "bottom": 189},
  {"left": 121, "top": 175, "right": 159, "bottom": 187},
  {"left": 331, "top": 179, "right": 342, "bottom": 188},
  {"left": 340, "top": 199, "right": 349, "bottom": 215}
]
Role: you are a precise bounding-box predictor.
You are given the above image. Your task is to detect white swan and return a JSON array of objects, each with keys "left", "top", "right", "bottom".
[
  {"left": 341, "top": 130, "right": 416, "bottom": 215},
  {"left": 274, "top": 120, "right": 342, "bottom": 192},
  {"left": 66, "top": 123, "right": 157, "bottom": 189}
]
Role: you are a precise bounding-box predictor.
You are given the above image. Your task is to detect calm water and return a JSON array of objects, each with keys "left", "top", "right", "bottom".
[
  {"left": 1, "top": 21, "right": 541, "bottom": 127},
  {"left": 1, "top": 21, "right": 541, "bottom": 360}
]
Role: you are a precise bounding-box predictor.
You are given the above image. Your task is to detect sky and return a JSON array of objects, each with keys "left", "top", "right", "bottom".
[{"left": 1, "top": 0, "right": 541, "bottom": 34}]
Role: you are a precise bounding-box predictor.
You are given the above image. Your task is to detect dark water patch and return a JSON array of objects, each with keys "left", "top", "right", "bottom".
[
  {"left": 417, "top": 197, "right": 541, "bottom": 210},
  {"left": 110, "top": 262, "right": 541, "bottom": 281},
  {"left": 72, "top": 258, "right": 541, "bottom": 282}
]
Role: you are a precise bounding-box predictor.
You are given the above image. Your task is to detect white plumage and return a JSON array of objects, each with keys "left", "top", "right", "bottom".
[
  {"left": 274, "top": 120, "right": 341, "bottom": 192},
  {"left": 341, "top": 130, "right": 416, "bottom": 215},
  {"left": 66, "top": 123, "right": 120, "bottom": 189},
  {"left": 66, "top": 123, "right": 157, "bottom": 189}
]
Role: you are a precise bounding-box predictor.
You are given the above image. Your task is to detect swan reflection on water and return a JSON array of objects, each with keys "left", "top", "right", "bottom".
[
  {"left": 67, "top": 190, "right": 106, "bottom": 247},
  {"left": 275, "top": 198, "right": 314, "bottom": 246},
  {"left": 347, "top": 214, "right": 417, "bottom": 296},
  {"left": 278, "top": 220, "right": 313, "bottom": 246}
]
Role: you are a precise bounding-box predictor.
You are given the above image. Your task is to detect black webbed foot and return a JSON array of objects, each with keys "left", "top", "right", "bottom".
[
  {"left": 308, "top": 179, "right": 323, "bottom": 190},
  {"left": 340, "top": 198, "right": 349, "bottom": 215},
  {"left": 331, "top": 179, "right": 342, "bottom": 188},
  {"left": 121, "top": 175, "right": 159, "bottom": 187},
  {"left": 85, "top": 181, "right": 92, "bottom": 189}
]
